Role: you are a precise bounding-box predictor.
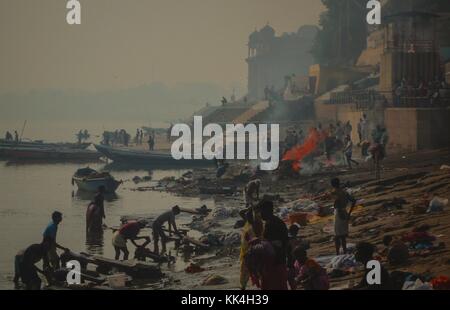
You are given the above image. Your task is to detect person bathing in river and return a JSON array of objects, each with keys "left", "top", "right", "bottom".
[
  {"left": 42, "top": 211, "right": 69, "bottom": 270},
  {"left": 331, "top": 178, "right": 356, "bottom": 255},
  {"left": 112, "top": 220, "right": 150, "bottom": 260},
  {"left": 86, "top": 186, "right": 106, "bottom": 233},
  {"left": 152, "top": 205, "right": 181, "bottom": 255}
]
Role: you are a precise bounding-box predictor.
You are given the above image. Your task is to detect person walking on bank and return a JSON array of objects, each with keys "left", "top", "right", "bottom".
[
  {"left": 330, "top": 178, "right": 356, "bottom": 255},
  {"left": 344, "top": 135, "right": 359, "bottom": 169}
]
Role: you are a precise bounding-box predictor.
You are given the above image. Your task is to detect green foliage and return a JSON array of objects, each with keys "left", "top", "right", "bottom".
[{"left": 312, "top": 0, "right": 368, "bottom": 66}]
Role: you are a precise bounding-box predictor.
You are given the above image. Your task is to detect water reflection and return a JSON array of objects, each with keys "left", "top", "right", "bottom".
[
  {"left": 72, "top": 190, "right": 118, "bottom": 202},
  {"left": 85, "top": 230, "right": 104, "bottom": 255},
  {"left": 102, "top": 161, "right": 212, "bottom": 172}
]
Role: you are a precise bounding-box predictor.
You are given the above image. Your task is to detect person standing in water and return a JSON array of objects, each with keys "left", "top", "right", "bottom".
[{"left": 86, "top": 186, "right": 106, "bottom": 233}]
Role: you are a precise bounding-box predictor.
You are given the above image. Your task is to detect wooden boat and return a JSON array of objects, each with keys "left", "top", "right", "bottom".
[
  {"left": 199, "top": 185, "right": 236, "bottom": 195},
  {"left": 72, "top": 167, "right": 122, "bottom": 193},
  {"left": 0, "top": 139, "right": 90, "bottom": 149},
  {"left": 0, "top": 145, "right": 101, "bottom": 162},
  {"left": 94, "top": 144, "right": 211, "bottom": 167}
]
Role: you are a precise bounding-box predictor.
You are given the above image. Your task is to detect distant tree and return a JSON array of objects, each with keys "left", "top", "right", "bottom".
[{"left": 311, "top": 0, "right": 368, "bottom": 66}]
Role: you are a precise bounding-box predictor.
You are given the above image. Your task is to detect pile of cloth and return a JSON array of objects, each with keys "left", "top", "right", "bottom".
[
  {"left": 199, "top": 231, "right": 241, "bottom": 247},
  {"left": 211, "top": 207, "right": 240, "bottom": 220},
  {"left": 185, "top": 263, "right": 205, "bottom": 274},
  {"left": 222, "top": 232, "right": 241, "bottom": 246},
  {"left": 393, "top": 273, "right": 450, "bottom": 290},
  {"left": 279, "top": 198, "right": 332, "bottom": 224},
  {"left": 352, "top": 215, "right": 378, "bottom": 226},
  {"left": 430, "top": 276, "right": 450, "bottom": 290},
  {"left": 199, "top": 232, "right": 224, "bottom": 246},
  {"left": 314, "top": 254, "right": 361, "bottom": 278},
  {"left": 401, "top": 226, "right": 444, "bottom": 255}
]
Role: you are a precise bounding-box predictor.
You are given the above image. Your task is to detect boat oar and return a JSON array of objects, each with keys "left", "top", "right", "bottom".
[{"left": 19, "top": 120, "right": 27, "bottom": 142}]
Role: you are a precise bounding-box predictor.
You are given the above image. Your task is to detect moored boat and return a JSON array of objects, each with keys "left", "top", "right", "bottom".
[
  {"left": 0, "top": 139, "right": 91, "bottom": 149},
  {"left": 72, "top": 167, "right": 122, "bottom": 193},
  {"left": 0, "top": 145, "right": 101, "bottom": 162},
  {"left": 94, "top": 144, "right": 211, "bottom": 167}
]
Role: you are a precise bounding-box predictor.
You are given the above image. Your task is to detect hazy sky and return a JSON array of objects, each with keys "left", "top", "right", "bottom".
[{"left": 0, "top": 0, "right": 325, "bottom": 93}]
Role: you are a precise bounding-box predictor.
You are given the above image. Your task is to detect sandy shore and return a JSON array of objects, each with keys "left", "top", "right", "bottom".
[{"left": 149, "top": 148, "right": 450, "bottom": 290}]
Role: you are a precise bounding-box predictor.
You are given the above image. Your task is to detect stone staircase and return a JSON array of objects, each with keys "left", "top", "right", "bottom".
[{"left": 232, "top": 101, "right": 269, "bottom": 124}]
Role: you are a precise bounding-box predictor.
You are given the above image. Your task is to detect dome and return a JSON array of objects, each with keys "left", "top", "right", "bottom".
[
  {"left": 249, "top": 30, "right": 260, "bottom": 45},
  {"left": 260, "top": 24, "right": 275, "bottom": 38}
]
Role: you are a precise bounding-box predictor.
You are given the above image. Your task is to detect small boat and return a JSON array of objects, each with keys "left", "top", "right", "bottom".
[
  {"left": 72, "top": 167, "right": 122, "bottom": 193},
  {"left": 94, "top": 144, "right": 211, "bottom": 167}
]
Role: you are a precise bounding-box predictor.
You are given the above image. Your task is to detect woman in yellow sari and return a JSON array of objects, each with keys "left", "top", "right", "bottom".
[{"left": 239, "top": 209, "right": 258, "bottom": 290}]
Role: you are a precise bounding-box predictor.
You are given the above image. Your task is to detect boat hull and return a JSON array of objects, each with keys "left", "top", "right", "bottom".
[
  {"left": 94, "top": 144, "right": 212, "bottom": 167},
  {"left": 0, "top": 140, "right": 90, "bottom": 149},
  {"left": 73, "top": 176, "right": 121, "bottom": 193},
  {"left": 0, "top": 146, "right": 101, "bottom": 162}
]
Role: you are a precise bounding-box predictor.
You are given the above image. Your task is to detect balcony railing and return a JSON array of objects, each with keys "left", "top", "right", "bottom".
[
  {"left": 327, "top": 89, "right": 450, "bottom": 109},
  {"left": 385, "top": 40, "right": 437, "bottom": 52},
  {"left": 328, "top": 90, "right": 385, "bottom": 110}
]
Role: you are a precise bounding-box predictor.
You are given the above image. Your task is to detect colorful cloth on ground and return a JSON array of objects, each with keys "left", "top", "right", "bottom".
[
  {"left": 430, "top": 276, "right": 450, "bottom": 290},
  {"left": 293, "top": 259, "right": 329, "bottom": 290},
  {"left": 402, "top": 232, "right": 436, "bottom": 244}
]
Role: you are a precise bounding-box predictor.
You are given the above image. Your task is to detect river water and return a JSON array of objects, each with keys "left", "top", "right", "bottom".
[{"left": 0, "top": 121, "right": 214, "bottom": 289}]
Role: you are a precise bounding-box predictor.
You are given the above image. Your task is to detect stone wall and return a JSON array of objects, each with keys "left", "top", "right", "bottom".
[{"left": 384, "top": 108, "right": 450, "bottom": 151}]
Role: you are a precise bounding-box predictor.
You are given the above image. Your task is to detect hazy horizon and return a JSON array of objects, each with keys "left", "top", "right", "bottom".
[
  {"left": 0, "top": 0, "right": 324, "bottom": 94},
  {"left": 0, "top": 0, "right": 325, "bottom": 123}
]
